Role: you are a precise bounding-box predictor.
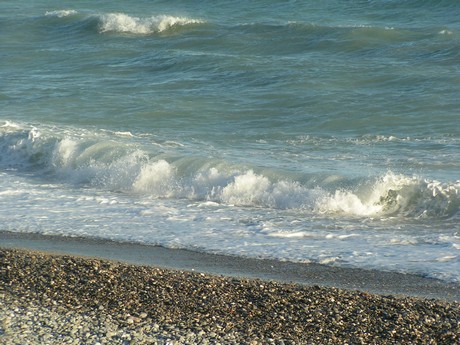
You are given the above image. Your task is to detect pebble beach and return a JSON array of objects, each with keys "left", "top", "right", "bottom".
[{"left": 1, "top": 248, "right": 459, "bottom": 344}]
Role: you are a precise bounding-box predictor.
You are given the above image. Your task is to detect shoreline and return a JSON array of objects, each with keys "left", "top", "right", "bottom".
[
  {"left": 1, "top": 231, "right": 459, "bottom": 301},
  {"left": 1, "top": 246, "right": 459, "bottom": 344}
]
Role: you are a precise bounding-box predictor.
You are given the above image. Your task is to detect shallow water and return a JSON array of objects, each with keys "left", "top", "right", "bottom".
[{"left": 1, "top": 1, "right": 459, "bottom": 282}]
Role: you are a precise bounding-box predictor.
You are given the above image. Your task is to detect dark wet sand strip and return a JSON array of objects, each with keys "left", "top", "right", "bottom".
[{"left": 1, "top": 231, "right": 459, "bottom": 301}]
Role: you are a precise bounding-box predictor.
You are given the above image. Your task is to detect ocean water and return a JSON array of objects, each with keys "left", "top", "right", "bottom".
[{"left": 1, "top": 1, "right": 459, "bottom": 283}]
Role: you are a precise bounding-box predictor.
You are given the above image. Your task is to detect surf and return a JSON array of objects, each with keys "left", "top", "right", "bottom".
[{"left": 1, "top": 122, "right": 458, "bottom": 220}]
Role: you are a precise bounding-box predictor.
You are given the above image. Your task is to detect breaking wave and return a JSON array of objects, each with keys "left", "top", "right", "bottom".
[
  {"left": 1, "top": 122, "right": 458, "bottom": 220},
  {"left": 316, "top": 173, "right": 459, "bottom": 218},
  {"left": 45, "top": 10, "right": 78, "bottom": 18},
  {"left": 43, "top": 9, "right": 204, "bottom": 35},
  {"left": 99, "top": 13, "right": 204, "bottom": 34}
]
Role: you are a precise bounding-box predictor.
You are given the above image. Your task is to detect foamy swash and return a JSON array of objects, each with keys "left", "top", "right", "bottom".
[{"left": 1, "top": 122, "right": 458, "bottom": 219}]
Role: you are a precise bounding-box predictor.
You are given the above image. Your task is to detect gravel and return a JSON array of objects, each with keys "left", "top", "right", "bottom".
[{"left": 1, "top": 248, "right": 459, "bottom": 344}]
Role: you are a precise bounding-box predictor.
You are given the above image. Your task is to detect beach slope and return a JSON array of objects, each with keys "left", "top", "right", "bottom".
[{"left": 1, "top": 248, "right": 459, "bottom": 344}]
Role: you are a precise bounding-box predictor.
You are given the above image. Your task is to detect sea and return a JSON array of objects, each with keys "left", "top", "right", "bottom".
[{"left": 1, "top": 0, "right": 459, "bottom": 284}]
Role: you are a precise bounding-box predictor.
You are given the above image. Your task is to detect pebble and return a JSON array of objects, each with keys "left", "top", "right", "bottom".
[{"left": 1, "top": 248, "right": 459, "bottom": 344}]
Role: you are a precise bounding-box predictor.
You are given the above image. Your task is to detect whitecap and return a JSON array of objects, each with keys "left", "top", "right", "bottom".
[
  {"left": 45, "top": 10, "right": 78, "bottom": 18},
  {"left": 1, "top": 121, "right": 22, "bottom": 129},
  {"left": 268, "top": 231, "right": 316, "bottom": 238},
  {"left": 315, "top": 172, "right": 460, "bottom": 218},
  {"left": 438, "top": 29, "right": 453, "bottom": 35},
  {"left": 133, "top": 160, "right": 177, "bottom": 196},
  {"left": 319, "top": 257, "right": 339, "bottom": 265},
  {"left": 436, "top": 256, "right": 457, "bottom": 262},
  {"left": 99, "top": 13, "right": 204, "bottom": 35}
]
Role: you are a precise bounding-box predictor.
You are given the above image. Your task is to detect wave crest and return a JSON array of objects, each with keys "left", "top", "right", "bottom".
[
  {"left": 99, "top": 13, "right": 204, "bottom": 34},
  {"left": 41, "top": 10, "right": 204, "bottom": 36},
  {"left": 317, "top": 172, "right": 459, "bottom": 218},
  {"left": 1, "top": 122, "right": 458, "bottom": 219},
  {"left": 45, "top": 9, "right": 78, "bottom": 18}
]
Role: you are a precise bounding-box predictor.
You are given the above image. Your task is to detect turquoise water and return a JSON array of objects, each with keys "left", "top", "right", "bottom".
[{"left": 1, "top": 1, "right": 459, "bottom": 282}]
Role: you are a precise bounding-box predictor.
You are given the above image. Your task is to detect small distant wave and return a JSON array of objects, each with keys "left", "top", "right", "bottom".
[
  {"left": 99, "top": 13, "right": 204, "bottom": 35},
  {"left": 40, "top": 9, "right": 204, "bottom": 36},
  {"left": 233, "top": 20, "right": 459, "bottom": 58},
  {"left": 1, "top": 122, "right": 459, "bottom": 220},
  {"left": 45, "top": 10, "right": 78, "bottom": 18},
  {"left": 243, "top": 21, "right": 415, "bottom": 41},
  {"left": 33, "top": 9, "right": 457, "bottom": 48},
  {"left": 438, "top": 29, "right": 453, "bottom": 35}
]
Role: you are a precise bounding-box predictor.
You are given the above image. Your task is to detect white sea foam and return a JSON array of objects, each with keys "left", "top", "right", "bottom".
[
  {"left": 133, "top": 160, "right": 177, "bottom": 196},
  {"left": 221, "top": 170, "right": 271, "bottom": 206},
  {"left": 268, "top": 231, "right": 310, "bottom": 238},
  {"left": 268, "top": 231, "right": 359, "bottom": 240},
  {"left": 390, "top": 238, "right": 419, "bottom": 245},
  {"left": 316, "top": 172, "right": 460, "bottom": 218},
  {"left": 99, "top": 13, "right": 203, "bottom": 34},
  {"left": 1, "top": 123, "right": 459, "bottom": 221},
  {"left": 114, "top": 131, "right": 134, "bottom": 137},
  {"left": 438, "top": 29, "right": 453, "bottom": 35},
  {"left": 436, "top": 255, "right": 457, "bottom": 262},
  {"left": 319, "top": 257, "right": 340, "bottom": 265},
  {"left": 220, "top": 170, "right": 319, "bottom": 209},
  {"left": 45, "top": 9, "right": 78, "bottom": 18},
  {"left": 42, "top": 10, "right": 203, "bottom": 35},
  {"left": 0, "top": 121, "right": 22, "bottom": 131}
]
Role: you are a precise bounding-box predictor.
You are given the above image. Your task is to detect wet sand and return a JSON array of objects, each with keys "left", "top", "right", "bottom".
[{"left": 1, "top": 231, "right": 459, "bottom": 301}]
